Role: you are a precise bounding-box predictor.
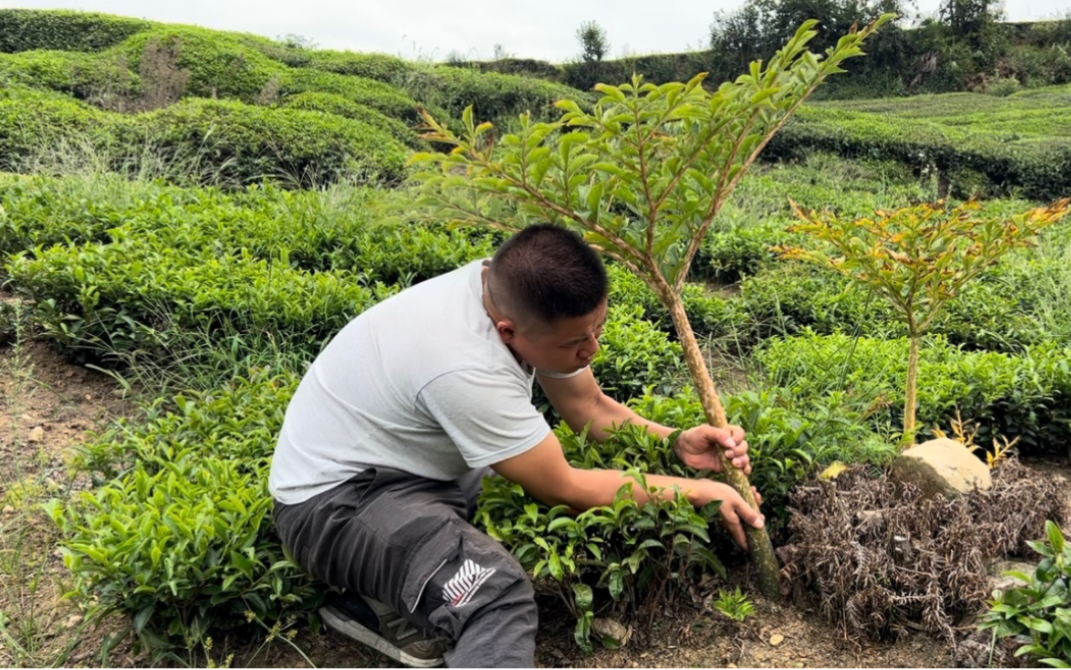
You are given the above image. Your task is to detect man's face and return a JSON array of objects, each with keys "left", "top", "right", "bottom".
[{"left": 498, "top": 301, "right": 608, "bottom": 375}]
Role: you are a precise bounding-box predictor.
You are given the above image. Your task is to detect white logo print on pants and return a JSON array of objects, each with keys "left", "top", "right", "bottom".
[{"left": 442, "top": 559, "right": 497, "bottom": 607}]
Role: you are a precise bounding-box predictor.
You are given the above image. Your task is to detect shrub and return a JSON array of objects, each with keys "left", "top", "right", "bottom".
[
  {"left": 0, "top": 86, "right": 116, "bottom": 171},
  {"left": 982, "top": 520, "right": 1071, "bottom": 667},
  {"left": 279, "top": 68, "right": 423, "bottom": 124},
  {"left": 302, "top": 51, "right": 417, "bottom": 82},
  {"left": 0, "top": 50, "right": 126, "bottom": 99},
  {"left": 589, "top": 305, "right": 685, "bottom": 401},
  {"left": 5, "top": 238, "right": 390, "bottom": 364},
  {"left": 0, "top": 9, "right": 151, "bottom": 53},
  {"left": 478, "top": 424, "right": 727, "bottom": 649},
  {"left": 764, "top": 101, "right": 1071, "bottom": 201},
  {"left": 49, "top": 369, "right": 318, "bottom": 652},
  {"left": 111, "top": 28, "right": 286, "bottom": 104},
  {"left": 411, "top": 66, "right": 583, "bottom": 123},
  {"left": 280, "top": 92, "right": 423, "bottom": 148},
  {"left": 127, "top": 98, "right": 410, "bottom": 188},
  {"left": 756, "top": 332, "right": 1071, "bottom": 454}
]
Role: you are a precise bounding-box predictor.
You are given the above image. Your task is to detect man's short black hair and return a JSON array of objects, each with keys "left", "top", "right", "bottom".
[{"left": 488, "top": 224, "right": 608, "bottom": 325}]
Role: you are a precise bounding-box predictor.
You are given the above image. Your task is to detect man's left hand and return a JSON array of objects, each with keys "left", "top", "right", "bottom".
[{"left": 675, "top": 424, "right": 750, "bottom": 475}]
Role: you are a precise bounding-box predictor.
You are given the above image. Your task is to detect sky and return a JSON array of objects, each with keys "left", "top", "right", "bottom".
[{"left": 2, "top": 0, "right": 1068, "bottom": 63}]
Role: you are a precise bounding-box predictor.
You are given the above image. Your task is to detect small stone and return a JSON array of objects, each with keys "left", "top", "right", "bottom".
[
  {"left": 890, "top": 437, "right": 992, "bottom": 499},
  {"left": 770, "top": 634, "right": 785, "bottom": 646},
  {"left": 2, "top": 505, "right": 15, "bottom": 515},
  {"left": 64, "top": 370, "right": 75, "bottom": 378},
  {"left": 592, "top": 617, "right": 632, "bottom": 647},
  {"left": 19, "top": 413, "right": 32, "bottom": 422},
  {"left": 65, "top": 614, "right": 83, "bottom": 629},
  {"left": 28, "top": 426, "right": 44, "bottom": 443},
  {"left": 84, "top": 394, "right": 93, "bottom": 401}
]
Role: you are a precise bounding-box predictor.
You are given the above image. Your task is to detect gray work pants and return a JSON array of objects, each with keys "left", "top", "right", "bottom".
[{"left": 274, "top": 466, "right": 538, "bottom": 667}]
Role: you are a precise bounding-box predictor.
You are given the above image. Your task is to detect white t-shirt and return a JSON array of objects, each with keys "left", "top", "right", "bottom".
[{"left": 269, "top": 259, "right": 564, "bottom": 505}]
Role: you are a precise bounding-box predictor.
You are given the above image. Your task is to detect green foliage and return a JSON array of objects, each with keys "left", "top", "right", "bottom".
[
  {"left": 0, "top": 85, "right": 115, "bottom": 171},
  {"left": 766, "top": 89, "right": 1071, "bottom": 200},
  {"left": 757, "top": 332, "right": 1071, "bottom": 454},
  {"left": 279, "top": 68, "right": 425, "bottom": 124},
  {"left": 591, "top": 305, "right": 684, "bottom": 400},
  {"left": 412, "top": 19, "right": 890, "bottom": 293},
  {"left": 128, "top": 98, "right": 410, "bottom": 188},
  {"left": 713, "top": 586, "right": 756, "bottom": 621},
  {"left": 75, "top": 369, "right": 299, "bottom": 481},
  {"left": 982, "top": 520, "right": 1071, "bottom": 667},
  {"left": 5, "top": 237, "right": 389, "bottom": 364},
  {"left": 479, "top": 459, "right": 725, "bottom": 650},
  {"left": 111, "top": 28, "right": 286, "bottom": 103},
  {"left": 782, "top": 199, "right": 1068, "bottom": 338},
  {"left": 0, "top": 50, "right": 126, "bottom": 100},
  {"left": 0, "top": 9, "right": 151, "bottom": 53},
  {"left": 280, "top": 92, "right": 424, "bottom": 148},
  {"left": 301, "top": 51, "right": 415, "bottom": 81},
  {"left": 48, "top": 369, "right": 319, "bottom": 652}
]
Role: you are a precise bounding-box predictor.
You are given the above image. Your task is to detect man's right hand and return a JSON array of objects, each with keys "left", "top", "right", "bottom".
[{"left": 697, "top": 480, "right": 765, "bottom": 551}]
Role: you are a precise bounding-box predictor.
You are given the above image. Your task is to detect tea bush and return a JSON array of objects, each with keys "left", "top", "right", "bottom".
[
  {"left": 5, "top": 239, "right": 392, "bottom": 363},
  {"left": 127, "top": 98, "right": 411, "bottom": 188},
  {"left": 0, "top": 50, "right": 125, "bottom": 100},
  {"left": 0, "top": 9, "right": 151, "bottom": 53},
  {"left": 50, "top": 370, "right": 319, "bottom": 651},
  {"left": 279, "top": 68, "right": 424, "bottom": 124},
  {"left": 0, "top": 86, "right": 115, "bottom": 171},
  {"left": 111, "top": 28, "right": 285, "bottom": 103},
  {"left": 478, "top": 427, "right": 727, "bottom": 649},
  {"left": 982, "top": 521, "right": 1071, "bottom": 666},
  {"left": 765, "top": 102, "right": 1071, "bottom": 201},
  {"left": 590, "top": 305, "right": 685, "bottom": 400},
  {"left": 280, "top": 92, "right": 424, "bottom": 148},
  {"left": 757, "top": 332, "right": 1071, "bottom": 454},
  {"left": 301, "top": 51, "right": 416, "bottom": 83}
]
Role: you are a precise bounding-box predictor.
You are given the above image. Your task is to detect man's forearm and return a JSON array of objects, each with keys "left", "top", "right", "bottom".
[
  {"left": 557, "top": 467, "right": 711, "bottom": 511},
  {"left": 581, "top": 393, "right": 676, "bottom": 442}
]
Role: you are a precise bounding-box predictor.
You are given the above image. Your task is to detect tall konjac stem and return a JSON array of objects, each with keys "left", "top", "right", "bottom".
[
  {"left": 655, "top": 280, "right": 781, "bottom": 600},
  {"left": 903, "top": 334, "right": 921, "bottom": 448}
]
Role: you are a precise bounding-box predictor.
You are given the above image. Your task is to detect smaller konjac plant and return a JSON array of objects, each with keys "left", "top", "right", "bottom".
[{"left": 779, "top": 197, "right": 1070, "bottom": 445}]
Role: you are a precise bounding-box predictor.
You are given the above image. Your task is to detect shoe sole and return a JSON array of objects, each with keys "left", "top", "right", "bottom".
[{"left": 320, "top": 606, "right": 444, "bottom": 668}]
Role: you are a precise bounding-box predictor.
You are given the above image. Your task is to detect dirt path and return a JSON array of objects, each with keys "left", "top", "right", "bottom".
[{"left": 0, "top": 333, "right": 982, "bottom": 668}]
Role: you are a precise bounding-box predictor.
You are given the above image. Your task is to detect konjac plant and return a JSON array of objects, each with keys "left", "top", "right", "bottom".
[
  {"left": 409, "top": 16, "right": 893, "bottom": 599},
  {"left": 780, "top": 197, "right": 1070, "bottom": 447}
]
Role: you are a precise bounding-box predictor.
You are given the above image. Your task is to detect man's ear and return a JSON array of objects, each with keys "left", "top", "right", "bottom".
[{"left": 496, "top": 319, "right": 518, "bottom": 343}]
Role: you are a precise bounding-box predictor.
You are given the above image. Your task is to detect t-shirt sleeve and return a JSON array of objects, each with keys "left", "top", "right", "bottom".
[{"left": 417, "top": 368, "right": 552, "bottom": 468}]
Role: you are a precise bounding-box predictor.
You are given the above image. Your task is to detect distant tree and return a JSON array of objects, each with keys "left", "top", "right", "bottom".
[
  {"left": 279, "top": 33, "right": 318, "bottom": 50},
  {"left": 493, "top": 43, "right": 514, "bottom": 60},
  {"left": 576, "top": 20, "right": 610, "bottom": 63},
  {"left": 709, "top": 0, "right": 910, "bottom": 90}
]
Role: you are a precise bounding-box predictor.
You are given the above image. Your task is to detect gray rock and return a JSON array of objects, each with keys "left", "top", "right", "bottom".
[
  {"left": 890, "top": 438, "right": 992, "bottom": 499},
  {"left": 592, "top": 618, "right": 631, "bottom": 647},
  {"left": 987, "top": 560, "right": 1036, "bottom": 598}
]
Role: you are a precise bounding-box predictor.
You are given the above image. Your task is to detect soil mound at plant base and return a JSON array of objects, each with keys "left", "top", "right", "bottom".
[{"left": 777, "top": 459, "right": 1068, "bottom": 645}]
